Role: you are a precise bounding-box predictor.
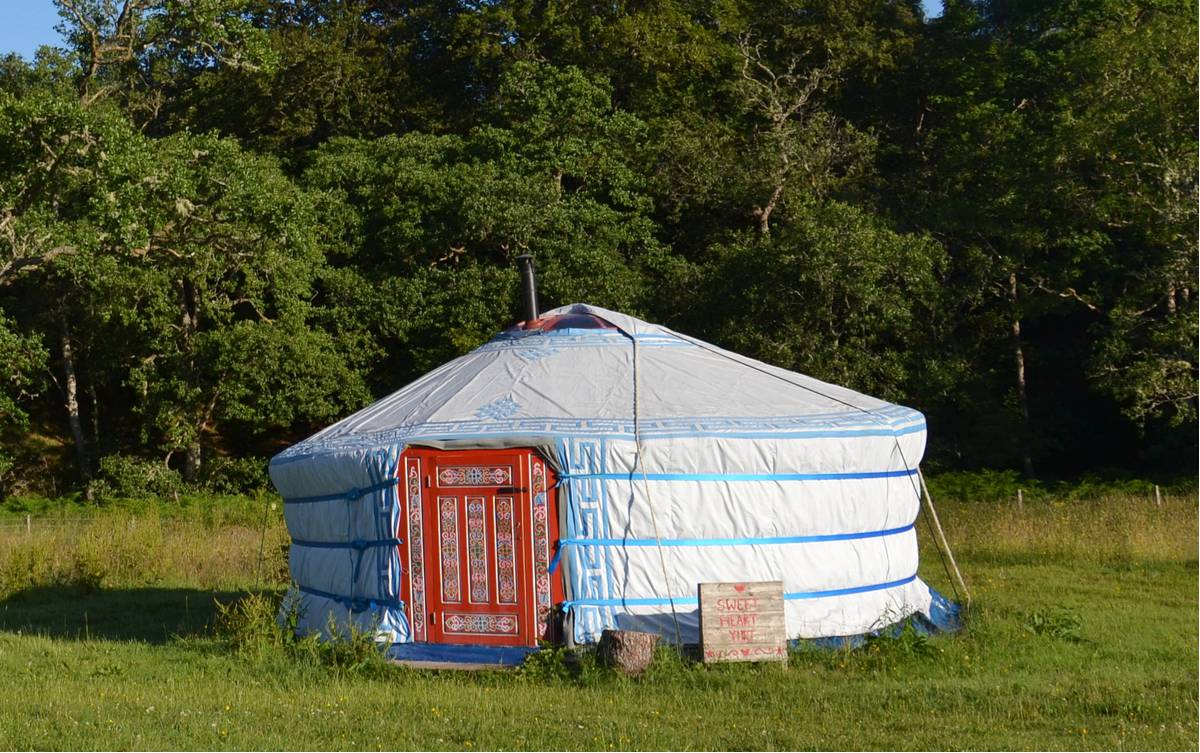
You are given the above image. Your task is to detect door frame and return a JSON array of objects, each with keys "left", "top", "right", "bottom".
[{"left": 398, "top": 446, "right": 561, "bottom": 648}]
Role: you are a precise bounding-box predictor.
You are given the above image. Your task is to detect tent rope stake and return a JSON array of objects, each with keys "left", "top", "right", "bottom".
[{"left": 918, "top": 469, "right": 971, "bottom": 610}]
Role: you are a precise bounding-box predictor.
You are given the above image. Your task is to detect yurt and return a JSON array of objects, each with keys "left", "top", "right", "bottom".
[{"left": 269, "top": 297, "right": 958, "bottom": 661}]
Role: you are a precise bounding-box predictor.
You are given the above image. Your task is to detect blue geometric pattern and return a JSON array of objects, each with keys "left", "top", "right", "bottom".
[
  {"left": 557, "top": 436, "right": 616, "bottom": 644},
  {"left": 511, "top": 341, "right": 561, "bottom": 362},
  {"left": 473, "top": 395, "right": 520, "bottom": 420},
  {"left": 272, "top": 404, "right": 926, "bottom": 464}
]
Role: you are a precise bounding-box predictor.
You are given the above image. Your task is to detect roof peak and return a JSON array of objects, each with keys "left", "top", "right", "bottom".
[{"left": 535, "top": 303, "right": 672, "bottom": 338}]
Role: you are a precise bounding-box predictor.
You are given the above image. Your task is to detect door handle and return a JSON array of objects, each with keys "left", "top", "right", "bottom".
[
  {"left": 497, "top": 486, "right": 526, "bottom": 494},
  {"left": 430, "top": 612, "right": 436, "bottom": 625}
]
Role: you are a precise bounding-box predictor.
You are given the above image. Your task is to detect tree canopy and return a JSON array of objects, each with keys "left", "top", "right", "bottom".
[{"left": 0, "top": 0, "right": 1194, "bottom": 496}]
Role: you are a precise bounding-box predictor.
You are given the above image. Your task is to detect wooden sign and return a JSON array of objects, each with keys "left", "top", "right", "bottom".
[{"left": 698, "top": 580, "right": 787, "bottom": 664}]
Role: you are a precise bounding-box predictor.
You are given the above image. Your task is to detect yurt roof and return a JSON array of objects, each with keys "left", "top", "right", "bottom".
[{"left": 271, "top": 303, "right": 924, "bottom": 465}]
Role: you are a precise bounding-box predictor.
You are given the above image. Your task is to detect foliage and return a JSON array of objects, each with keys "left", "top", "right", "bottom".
[
  {"left": 0, "top": 313, "right": 46, "bottom": 492},
  {"left": 859, "top": 620, "right": 937, "bottom": 663},
  {"left": 0, "top": 0, "right": 1192, "bottom": 494},
  {"left": 196, "top": 456, "right": 269, "bottom": 495},
  {"left": 215, "top": 590, "right": 389, "bottom": 673},
  {"left": 1021, "top": 607, "right": 1083, "bottom": 643},
  {"left": 925, "top": 469, "right": 1196, "bottom": 503},
  {"left": 700, "top": 201, "right": 945, "bottom": 400},
  {"left": 924, "top": 468, "right": 1035, "bottom": 503},
  {"left": 90, "top": 454, "right": 184, "bottom": 501},
  {"left": 214, "top": 590, "right": 291, "bottom": 657}
]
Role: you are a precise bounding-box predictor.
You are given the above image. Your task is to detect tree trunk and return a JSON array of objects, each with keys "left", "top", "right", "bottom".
[
  {"left": 88, "top": 381, "right": 100, "bottom": 453},
  {"left": 597, "top": 629, "right": 660, "bottom": 676},
  {"left": 60, "top": 319, "right": 91, "bottom": 485},
  {"left": 758, "top": 180, "right": 785, "bottom": 236},
  {"left": 757, "top": 151, "right": 790, "bottom": 237},
  {"left": 1009, "top": 272, "right": 1035, "bottom": 477},
  {"left": 184, "top": 442, "right": 201, "bottom": 484},
  {"left": 180, "top": 278, "right": 201, "bottom": 483}
]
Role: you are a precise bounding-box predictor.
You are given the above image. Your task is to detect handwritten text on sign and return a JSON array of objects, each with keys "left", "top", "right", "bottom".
[{"left": 698, "top": 581, "right": 787, "bottom": 663}]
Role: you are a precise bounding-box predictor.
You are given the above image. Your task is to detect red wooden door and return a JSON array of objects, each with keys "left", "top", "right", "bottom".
[{"left": 400, "top": 448, "right": 558, "bottom": 648}]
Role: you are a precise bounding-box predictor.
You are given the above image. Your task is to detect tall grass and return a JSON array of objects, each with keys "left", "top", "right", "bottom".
[
  {"left": 922, "top": 493, "right": 1197, "bottom": 566},
  {"left": 0, "top": 507, "right": 289, "bottom": 598}
]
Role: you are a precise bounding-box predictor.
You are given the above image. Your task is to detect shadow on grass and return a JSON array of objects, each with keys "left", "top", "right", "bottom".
[{"left": 0, "top": 585, "right": 255, "bottom": 643}]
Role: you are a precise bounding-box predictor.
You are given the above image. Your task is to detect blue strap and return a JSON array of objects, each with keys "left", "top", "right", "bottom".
[
  {"left": 296, "top": 584, "right": 405, "bottom": 612},
  {"left": 292, "top": 537, "right": 403, "bottom": 551},
  {"left": 559, "top": 573, "right": 918, "bottom": 610},
  {"left": 283, "top": 477, "right": 400, "bottom": 505},
  {"left": 553, "top": 522, "right": 913, "bottom": 550},
  {"left": 783, "top": 574, "right": 918, "bottom": 599},
  {"left": 557, "top": 469, "right": 917, "bottom": 482},
  {"left": 548, "top": 543, "right": 564, "bottom": 575}
]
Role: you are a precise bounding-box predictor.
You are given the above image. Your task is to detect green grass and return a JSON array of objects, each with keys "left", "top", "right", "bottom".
[{"left": 0, "top": 493, "right": 1195, "bottom": 750}]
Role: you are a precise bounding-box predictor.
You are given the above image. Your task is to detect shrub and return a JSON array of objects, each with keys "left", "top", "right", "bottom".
[
  {"left": 1021, "top": 608, "right": 1083, "bottom": 643},
  {"left": 215, "top": 590, "right": 390, "bottom": 674},
  {"left": 215, "top": 591, "right": 292, "bottom": 658},
  {"left": 199, "top": 457, "right": 270, "bottom": 495},
  {"left": 519, "top": 643, "right": 582, "bottom": 682},
  {"left": 91, "top": 455, "right": 184, "bottom": 501},
  {"left": 924, "top": 469, "right": 1040, "bottom": 503},
  {"left": 862, "top": 621, "right": 936, "bottom": 660}
]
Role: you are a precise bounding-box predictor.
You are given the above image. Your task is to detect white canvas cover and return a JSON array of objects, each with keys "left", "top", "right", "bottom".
[{"left": 269, "top": 303, "right": 936, "bottom": 645}]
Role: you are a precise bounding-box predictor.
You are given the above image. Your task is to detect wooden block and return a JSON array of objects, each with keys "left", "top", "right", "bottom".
[
  {"left": 597, "top": 629, "right": 660, "bottom": 675},
  {"left": 698, "top": 581, "right": 787, "bottom": 664}
]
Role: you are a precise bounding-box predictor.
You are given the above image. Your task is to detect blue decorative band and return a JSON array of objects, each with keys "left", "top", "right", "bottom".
[
  {"left": 558, "top": 522, "right": 914, "bottom": 549},
  {"left": 296, "top": 585, "right": 405, "bottom": 612},
  {"left": 292, "top": 537, "right": 403, "bottom": 551},
  {"left": 559, "top": 574, "right": 918, "bottom": 609},
  {"left": 283, "top": 477, "right": 400, "bottom": 505},
  {"left": 271, "top": 406, "right": 927, "bottom": 466}
]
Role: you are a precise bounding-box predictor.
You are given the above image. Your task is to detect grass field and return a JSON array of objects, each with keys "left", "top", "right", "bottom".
[{"left": 0, "top": 491, "right": 1195, "bottom": 750}]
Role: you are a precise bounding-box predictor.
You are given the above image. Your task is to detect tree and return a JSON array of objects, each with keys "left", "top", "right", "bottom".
[
  {"left": 0, "top": 313, "right": 46, "bottom": 495},
  {"left": 734, "top": 34, "right": 873, "bottom": 236},
  {"left": 0, "top": 88, "right": 369, "bottom": 484},
  {"left": 701, "top": 201, "right": 946, "bottom": 402},
  {"left": 303, "top": 62, "right": 680, "bottom": 385},
  {"left": 53, "top": 0, "right": 276, "bottom": 124},
  {"left": 906, "top": 0, "right": 1196, "bottom": 473}
]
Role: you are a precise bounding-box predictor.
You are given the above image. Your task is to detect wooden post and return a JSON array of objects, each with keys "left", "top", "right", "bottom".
[
  {"left": 25, "top": 514, "right": 31, "bottom": 535},
  {"left": 597, "top": 629, "right": 660, "bottom": 675},
  {"left": 1154, "top": 485, "right": 1162, "bottom": 509},
  {"left": 1017, "top": 488, "right": 1024, "bottom": 510},
  {"left": 919, "top": 470, "right": 972, "bottom": 610}
]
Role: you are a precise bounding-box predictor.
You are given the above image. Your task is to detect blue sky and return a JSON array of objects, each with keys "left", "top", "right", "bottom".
[
  {"left": 0, "top": 0, "right": 945, "bottom": 60},
  {"left": 0, "top": 0, "right": 65, "bottom": 59}
]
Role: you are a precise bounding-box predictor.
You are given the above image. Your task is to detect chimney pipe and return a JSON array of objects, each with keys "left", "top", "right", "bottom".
[{"left": 516, "top": 254, "right": 539, "bottom": 322}]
